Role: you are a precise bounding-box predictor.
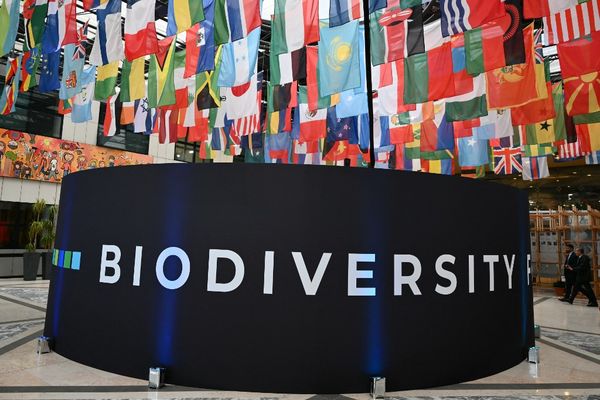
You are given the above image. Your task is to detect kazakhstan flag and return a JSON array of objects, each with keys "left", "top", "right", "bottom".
[{"left": 318, "top": 20, "right": 361, "bottom": 97}]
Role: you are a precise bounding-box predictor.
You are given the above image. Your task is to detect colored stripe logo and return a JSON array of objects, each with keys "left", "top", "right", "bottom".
[{"left": 52, "top": 249, "right": 82, "bottom": 270}]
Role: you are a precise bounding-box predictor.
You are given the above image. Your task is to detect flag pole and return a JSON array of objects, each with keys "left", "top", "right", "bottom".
[{"left": 362, "top": 2, "right": 376, "bottom": 168}]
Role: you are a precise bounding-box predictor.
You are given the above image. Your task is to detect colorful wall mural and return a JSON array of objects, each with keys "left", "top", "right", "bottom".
[{"left": 0, "top": 129, "right": 153, "bottom": 183}]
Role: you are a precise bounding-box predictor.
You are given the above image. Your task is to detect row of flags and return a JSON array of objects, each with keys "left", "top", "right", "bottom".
[{"left": 0, "top": 0, "right": 600, "bottom": 180}]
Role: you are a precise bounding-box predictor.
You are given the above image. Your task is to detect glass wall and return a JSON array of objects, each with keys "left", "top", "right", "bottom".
[
  {"left": 0, "top": 87, "right": 63, "bottom": 138},
  {"left": 0, "top": 201, "right": 34, "bottom": 249}
]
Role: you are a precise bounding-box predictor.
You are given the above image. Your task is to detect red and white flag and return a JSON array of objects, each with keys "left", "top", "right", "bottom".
[
  {"left": 103, "top": 87, "right": 119, "bottom": 136},
  {"left": 124, "top": 0, "right": 158, "bottom": 61},
  {"left": 299, "top": 102, "right": 326, "bottom": 142},
  {"left": 543, "top": 0, "right": 600, "bottom": 45},
  {"left": 524, "top": 0, "right": 579, "bottom": 19}
]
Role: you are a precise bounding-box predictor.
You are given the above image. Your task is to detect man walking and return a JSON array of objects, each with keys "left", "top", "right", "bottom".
[
  {"left": 568, "top": 247, "right": 598, "bottom": 307},
  {"left": 559, "top": 244, "right": 578, "bottom": 302}
]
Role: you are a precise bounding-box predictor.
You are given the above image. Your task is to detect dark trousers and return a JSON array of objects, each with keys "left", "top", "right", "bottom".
[
  {"left": 564, "top": 277, "right": 575, "bottom": 299},
  {"left": 569, "top": 281, "right": 598, "bottom": 304}
]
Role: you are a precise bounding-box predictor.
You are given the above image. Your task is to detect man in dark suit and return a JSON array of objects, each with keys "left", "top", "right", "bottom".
[
  {"left": 568, "top": 247, "right": 598, "bottom": 307},
  {"left": 559, "top": 244, "right": 578, "bottom": 302}
]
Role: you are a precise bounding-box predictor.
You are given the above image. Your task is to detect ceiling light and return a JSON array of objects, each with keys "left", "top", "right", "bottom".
[{"left": 587, "top": 174, "right": 592, "bottom": 177}]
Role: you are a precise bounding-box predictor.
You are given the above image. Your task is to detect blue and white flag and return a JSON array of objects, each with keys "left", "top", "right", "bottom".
[
  {"left": 457, "top": 136, "right": 489, "bottom": 166},
  {"left": 71, "top": 65, "right": 97, "bottom": 123},
  {"left": 89, "top": 0, "right": 124, "bottom": 65},
  {"left": 217, "top": 27, "right": 260, "bottom": 87}
]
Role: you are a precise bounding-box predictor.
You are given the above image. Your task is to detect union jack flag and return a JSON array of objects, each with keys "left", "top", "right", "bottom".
[
  {"left": 493, "top": 147, "right": 523, "bottom": 175},
  {"left": 72, "top": 21, "right": 89, "bottom": 61}
]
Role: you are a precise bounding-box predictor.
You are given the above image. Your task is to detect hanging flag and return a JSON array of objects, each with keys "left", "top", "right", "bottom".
[
  {"left": 449, "top": 34, "right": 474, "bottom": 95},
  {"left": 576, "top": 122, "right": 600, "bottom": 152},
  {"left": 217, "top": 27, "right": 260, "bottom": 87},
  {"left": 370, "top": 7, "right": 409, "bottom": 67},
  {"left": 195, "top": 45, "right": 222, "bottom": 110},
  {"left": 0, "top": 0, "right": 21, "bottom": 56},
  {"left": 552, "top": 84, "right": 577, "bottom": 144},
  {"left": 403, "top": 42, "right": 455, "bottom": 104},
  {"left": 222, "top": 0, "right": 261, "bottom": 42},
  {"left": 90, "top": 0, "right": 124, "bottom": 65},
  {"left": 83, "top": 0, "right": 110, "bottom": 10},
  {"left": 556, "top": 140, "right": 585, "bottom": 160},
  {"left": 120, "top": 57, "right": 146, "bottom": 102},
  {"left": 297, "top": 103, "right": 327, "bottom": 142},
  {"left": 59, "top": 44, "right": 84, "bottom": 100},
  {"left": 60, "top": 24, "right": 87, "bottom": 100},
  {"left": 72, "top": 65, "right": 97, "bottom": 123},
  {"left": 40, "top": 0, "right": 78, "bottom": 54},
  {"left": 464, "top": 13, "right": 511, "bottom": 75},
  {"left": 121, "top": 101, "right": 135, "bottom": 125},
  {"left": 557, "top": 31, "right": 600, "bottom": 116},
  {"left": 270, "top": 47, "right": 307, "bottom": 86},
  {"left": 573, "top": 111, "right": 600, "bottom": 125},
  {"left": 271, "top": 0, "right": 319, "bottom": 56},
  {"left": 336, "top": 89, "right": 368, "bottom": 118},
  {"left": 103, "top": 88, "right": 120, "bottom": 136},
  {"left": 167, "top": 0, "right": 204, "bottom": 35},
  {"left": 38, "top": 51, "right": 60, "bottom": 93},
  {"left": 318, "top": 20, "right": 361, "bottom": 97},
  {"left": 23, "top": 0, "right": 48, "bottom": 51},
  {"left": 148, "top": 36, "right": 177, "bottom": 108},
  {"left": 268, "top": 81, "right": 297, "bottom": 112},
  {"left": 213, "top": 0, "right": 229, "bottom": 44},
  {"left": 370, "top": 7, "right": 445, "bottom": 66},
  {"left": 486, "top": 25, "right": 544, "bottom": 110},
  {"left": 377, "top": 59, "right": 414, "bottom": 116},
  {"left": 326, "top": 106, "right": 357, "bottom": 143},
  {"left": 20, "top": 48, "right": 41, "bottom": 92},
  {"left": 439, "top": 0, "right": 505, "bottom": 37},
  {"left": 543, "top": 0, "right": 600, "bottom": 45},
  {"left": 521, "top": 142, "right": 554, "bottom": 157},
  {"left": 58, "top": 98, "right": 72, "bottom": 115},
  {"left": 502, "top": 0, "right": 527, "bottom": 67},
  {"left": 523, "top": 119, "right": 556, "bottom": 145},
  {"left": 329, "top": 0, "right": 362, "bottom": 27},
  {"left": 0, "top": 57, "right": 21, "bottom": 115},
  {"left": 511, "top": 82, "right": 555, "bottom": 126},
  {"left": 493, "top": 147, "right": 523, "bottom": 175},
  {"left": 524, "top": 0, "right": 578, "bottom": 19},
  {"left": 184, "top": 0, "right": 216, "bottom": 77},
  {"left": 95, "top": 61, "right": 119, "bottom": 101},
  {"left": 585, "top": 151, "right": 600, "bottom": 164},
  {"left": 134, "top": 98, "right": 155, "bottom": 134},
  {"left": 457, "top": 136, "right": 489, "bottom": 166},
  {"left": 305, "top": 48, "right": 341, "bottom": 111},
  {"left": 420, "top": 102, "right": 454, "bottom": 152},
  {"left": 124, "top": 0, "right": 158, "bottom": 61},
  {"left": 521, "top": 156, "right": 549, "bottom": 180},
  {"left": 173, "top": 50, "right": 191, "bottom": 109}
]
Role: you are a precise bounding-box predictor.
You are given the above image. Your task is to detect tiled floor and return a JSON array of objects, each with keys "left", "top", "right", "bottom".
[{"left": 0, "top": 278, "right": 599, "bottom": 400}]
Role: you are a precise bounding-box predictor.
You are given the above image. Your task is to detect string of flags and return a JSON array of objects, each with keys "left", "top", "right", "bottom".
[{"left": 1, "top": 0, "right": 600, "bottom": 180}]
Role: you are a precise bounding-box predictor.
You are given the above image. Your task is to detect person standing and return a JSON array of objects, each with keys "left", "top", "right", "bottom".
[
  {"left": 559, "top": 244, "right": 578, "bottom": 302},
  {"left": 568, "top": 247, "right": 598, "bottom": 307}
]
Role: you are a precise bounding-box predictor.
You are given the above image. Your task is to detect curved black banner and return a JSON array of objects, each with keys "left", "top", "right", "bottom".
[{"left": 44, "top": 164, "right": 534, "bottom": 393}]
